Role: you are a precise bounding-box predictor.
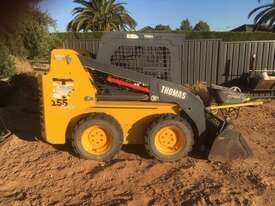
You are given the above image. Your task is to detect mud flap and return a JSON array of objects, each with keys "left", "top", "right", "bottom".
[{"left": 208, "top": 124, "right": 252, "bottom": 162}]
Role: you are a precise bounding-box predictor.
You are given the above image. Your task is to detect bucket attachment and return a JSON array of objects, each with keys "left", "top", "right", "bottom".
[{"left": 208, "top": 124, "right": 252, "bottom": 162}]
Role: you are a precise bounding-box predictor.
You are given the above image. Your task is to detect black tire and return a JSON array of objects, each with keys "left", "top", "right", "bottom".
[
  {"left": 72, "top": 113, "right": 123, "bottom": 161},
  {"left": 145, "top": 114, "right": 194, "bottom": 162}
]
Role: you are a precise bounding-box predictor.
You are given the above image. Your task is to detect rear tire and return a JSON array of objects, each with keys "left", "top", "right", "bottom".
[
  {"left": 72, "top": 113, "right": 123, "bottom": 161},
  {"left": 145, "top": 114, "right": 194, "bottom": 162}
]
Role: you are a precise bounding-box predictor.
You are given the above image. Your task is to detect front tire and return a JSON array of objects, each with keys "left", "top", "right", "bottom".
[
  {"left": 145, "top": 114, "right": 194, "bottom": 162},
  {"left": 72, "top": 113, "right": 123, "bottom": 161}
]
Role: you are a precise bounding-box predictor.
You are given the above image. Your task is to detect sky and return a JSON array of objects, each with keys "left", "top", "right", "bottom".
[{"left": 40, "top": 0, "right": 272, "bottom": 32}]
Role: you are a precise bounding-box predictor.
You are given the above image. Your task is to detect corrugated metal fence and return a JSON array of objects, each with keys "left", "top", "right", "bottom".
[
  {"left": 63, "top": 39, "right": 275, "bottom": 85},
  {"left": 181, "top": 39, "right": 220, "bottom": 85},
  {"left": 218, "top": 40, "right": 275, "bottom": 84}
]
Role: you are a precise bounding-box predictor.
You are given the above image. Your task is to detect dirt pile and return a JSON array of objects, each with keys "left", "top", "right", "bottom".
[{"left": 0, "top": 82, "right": 274, "bottom": 205}]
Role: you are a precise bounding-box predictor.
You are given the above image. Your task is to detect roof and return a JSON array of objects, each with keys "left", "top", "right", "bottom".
[
  {"left": 231, "top": 24, "right": 274, "bottom": 32},
  {"left": 231, "top": 24, "right": 256, "bottom": 32}
]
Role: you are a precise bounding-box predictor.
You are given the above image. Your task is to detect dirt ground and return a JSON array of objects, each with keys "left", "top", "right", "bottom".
[{"left": 0, "top": 79, "right": 274, "bottom": 206}]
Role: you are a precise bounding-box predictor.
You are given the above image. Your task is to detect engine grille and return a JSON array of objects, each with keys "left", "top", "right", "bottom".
[{"left": 110, "top": 46, "right": 171, "bottom": 80}]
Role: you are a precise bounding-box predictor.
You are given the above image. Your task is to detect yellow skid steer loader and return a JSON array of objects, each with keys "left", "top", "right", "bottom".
[{"left": 39, "top": 49, "right": 253, "bottom": 162}]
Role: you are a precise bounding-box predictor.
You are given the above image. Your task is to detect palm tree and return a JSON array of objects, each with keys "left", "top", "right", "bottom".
[
  {"left": 249, "top": 0, "right": 275, "bottom": 30},
  {"left": 67, "top": 0, "right": 137, "bottom": 32}
]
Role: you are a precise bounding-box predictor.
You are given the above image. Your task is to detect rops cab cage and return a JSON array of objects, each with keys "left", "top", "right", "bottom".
[{"left": 96, "top": 33, "right": 185, "bottom": 84}]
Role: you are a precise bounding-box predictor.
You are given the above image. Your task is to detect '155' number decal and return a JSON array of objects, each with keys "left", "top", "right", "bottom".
[{"left": 51, "top": 98, "right": 68, "bottom": 107}]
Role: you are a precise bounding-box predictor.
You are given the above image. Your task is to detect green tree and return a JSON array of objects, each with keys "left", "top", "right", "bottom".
[
  {"left": 0, "top": 2, "right": 59, "bottom": 77},
  {"left": 0, "top": 0, "right": 41, "bottom": 34},
  {"left": 249, "top": 0, "right": 275, "bottom": 30},
  {"left": 20, "top": 8, "right": 59, "bottom": 59},
  {"left": 0, "top": 44, "right": 15, "bottom": 78},
  {"left": 193, "top": 21, "right": 210, "bottom": 32},
  {"left": 67, "top": 0, "right": 137, "bottom": 32},
  {"left": 1, "top": 6, "right": 60, "bottom": 59},
  {"left": 180, "top": 19, "right": 192, "bottom": 31},
  {"left": 154, "top": 24, "right": 172, "bottom": 31}
]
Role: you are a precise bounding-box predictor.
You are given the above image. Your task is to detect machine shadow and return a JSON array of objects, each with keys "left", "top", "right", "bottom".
[
  {"left": 121, "top": 144, "right": 151, "bottom": 159},
  {"left": 0, "top": 74, "right": 41, "bottom": 142},
  {"left": 4, "top": 105, "right": 79, "bottom": 157},
  {"left": 2, "top": 106, "right": 41, "bottom": 142},
  {"left": 52, "top": 143, "right": 79, "bottom": 157},
  {"left": 190, "top": 118, "right": 222, "bottom": 160}
]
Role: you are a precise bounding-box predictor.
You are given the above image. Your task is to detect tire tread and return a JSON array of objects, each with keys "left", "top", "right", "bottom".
[
  {"left": 144, "top": 114, "right": 194, "bottom": 161},
  {"left": 71, "top": 113, "right": 123, "bottom": 161}
]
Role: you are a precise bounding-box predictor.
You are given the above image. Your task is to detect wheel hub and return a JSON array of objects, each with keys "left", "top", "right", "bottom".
[
  {"left": 155, "top": 126, "right": 186, "bottom": 155},
  {"left": 81, "top": 126, "right": 111, "bottom": 155},
  {"left": 88, "top": 127, "right": 108, "bottom": 149},
  {"left": 159, "top": 129, "right": 177, "bottom": 147}
]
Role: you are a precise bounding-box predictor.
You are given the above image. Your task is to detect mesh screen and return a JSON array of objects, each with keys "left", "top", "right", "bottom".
[{"left": 110, "top": 46, "right": 171, "bottom": 80}]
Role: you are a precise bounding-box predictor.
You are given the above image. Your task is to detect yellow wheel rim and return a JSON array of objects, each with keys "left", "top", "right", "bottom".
[
  {"left": 155, "top": 126, "right": 186, "bottom": 155},
  {"left": 81, "top": 125, "right": 112, "bottom": 155}
]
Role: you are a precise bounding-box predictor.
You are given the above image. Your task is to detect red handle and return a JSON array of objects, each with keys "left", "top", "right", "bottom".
[{"left": 107, "top": 76, "right": 150, "bottom": 94}]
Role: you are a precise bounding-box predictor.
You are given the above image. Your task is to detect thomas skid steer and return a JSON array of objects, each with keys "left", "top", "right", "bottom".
[{"left": 39, "top": 49, "right": 254, "bottom": 162}]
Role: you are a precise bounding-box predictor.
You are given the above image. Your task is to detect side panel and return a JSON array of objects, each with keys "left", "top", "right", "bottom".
[{"left": 41, "top": 50, "right": 97, "bottom": 144}]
